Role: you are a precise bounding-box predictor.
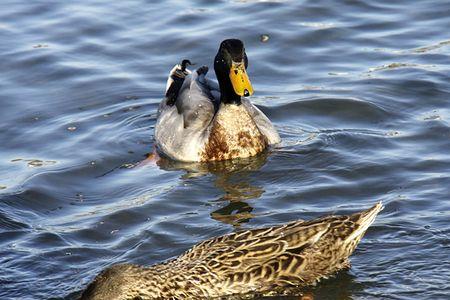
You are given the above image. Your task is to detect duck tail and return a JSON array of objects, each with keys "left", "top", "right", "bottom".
[
  {"left": 164, "top": 60, "right": 192, "bottom": 106},
  {"left": 347, "top": 201, "right": 383, "bottom": 243}
]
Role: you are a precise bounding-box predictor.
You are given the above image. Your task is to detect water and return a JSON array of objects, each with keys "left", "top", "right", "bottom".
[{"left": 1, "top": 0, "right": 449, "bottom": 299}]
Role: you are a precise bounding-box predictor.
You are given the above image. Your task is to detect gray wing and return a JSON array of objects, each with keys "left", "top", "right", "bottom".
[
  {"left": 175, "top": 66, "right": 220, "bottom": 129},
  {"left": 155, "top": 65, "right": 221, "bottom": 161}
]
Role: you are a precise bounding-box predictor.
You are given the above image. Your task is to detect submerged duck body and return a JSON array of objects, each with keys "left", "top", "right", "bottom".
[
  {"left": 81, "top": 203, "right": 383, "bottom": 299},
  {"left": 155, "top": 39, "right": 280, "bottom": 162}
]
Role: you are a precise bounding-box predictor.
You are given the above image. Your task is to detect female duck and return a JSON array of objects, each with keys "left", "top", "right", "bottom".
[
  {"left": 81, "top": 203, "right": 383, "bottom": 299},
  {"left": 155, "top": 39, "right": 280, "bottom": 162}
]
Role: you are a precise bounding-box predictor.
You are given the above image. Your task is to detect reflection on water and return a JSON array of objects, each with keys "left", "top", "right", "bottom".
[
  {"left": 211, "top": 201, "right": 255, "bottom": 226},
  {"left": 155, "top": 150, "right": 269, "bottom": 176},
  {"left": 156, "top": 151, "right": 269, "bottom": 227}
]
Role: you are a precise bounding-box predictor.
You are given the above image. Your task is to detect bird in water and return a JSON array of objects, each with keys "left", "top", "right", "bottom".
[
  {"left": 154, "top": 39, "right": 281, "bottom": 162},
  {"left": 80, "top": 202, "right": 383, "bottom": 299}
]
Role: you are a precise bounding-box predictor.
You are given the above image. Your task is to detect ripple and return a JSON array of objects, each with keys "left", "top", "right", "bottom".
[{"left": 412, "top": 39, "right": 450, "bottom": 53}]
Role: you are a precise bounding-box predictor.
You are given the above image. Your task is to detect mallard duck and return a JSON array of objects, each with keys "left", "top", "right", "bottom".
[
  {"left": 154, "top": 39, "right": 281, "bottom": 162},
  {"left": 80, "top": 202, "right": 383, "bottom": 299}
]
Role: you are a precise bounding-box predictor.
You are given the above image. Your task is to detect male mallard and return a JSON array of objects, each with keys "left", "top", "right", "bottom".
[
  {"left": 81, "top": 202, "right": 383, "bottom": 299},
  {"left": 154, "top": 39, "right": 281, "bottom": 162}
]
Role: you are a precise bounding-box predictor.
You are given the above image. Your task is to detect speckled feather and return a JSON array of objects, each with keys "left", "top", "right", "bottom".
[
  {"left": 199, "top": 103, "right": 268, "bottom": 161},
  {"left": 80, "top": 203, "right": 383, "bottom": 300}
]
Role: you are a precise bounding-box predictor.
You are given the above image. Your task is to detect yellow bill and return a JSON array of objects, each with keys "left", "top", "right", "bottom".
[{"left": 229, "top": 62, "right": 254, "bottom": 97}]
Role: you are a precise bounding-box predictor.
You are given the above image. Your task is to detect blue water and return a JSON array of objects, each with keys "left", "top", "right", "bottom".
[{"left": 1, "top": 0, "right": 449, "bottom": 299}]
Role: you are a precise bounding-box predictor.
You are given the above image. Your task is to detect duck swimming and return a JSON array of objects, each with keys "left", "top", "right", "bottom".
[
  {"left": 154, "top": 39, "right": 281, "bottom": 162},
  {"left": 81, "top": 202, "right": 383, "bottom": 299}
]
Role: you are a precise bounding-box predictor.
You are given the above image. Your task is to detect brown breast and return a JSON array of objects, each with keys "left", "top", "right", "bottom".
[{"left": 200, "top": 104, "right": 268, "bottom": 161}]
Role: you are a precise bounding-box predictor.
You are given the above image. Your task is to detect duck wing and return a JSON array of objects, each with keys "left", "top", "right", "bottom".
[
  {"left": 176, "top": 218, "right": 329, "bottom": 295},
  {"left": 155, "top": 64, "right": 220, "bottom": 161},
  {"left": 175, "top": 66, "right": 220, "bottom": 129}
]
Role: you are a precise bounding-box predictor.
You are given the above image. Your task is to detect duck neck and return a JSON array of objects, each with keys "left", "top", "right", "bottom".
[{"left": 217, "top": 73, "right": 242, "bottom": 105}]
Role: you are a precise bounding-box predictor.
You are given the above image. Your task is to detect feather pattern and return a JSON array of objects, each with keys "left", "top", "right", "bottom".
[
  {"left": 81, "top": 203, "right": 383, "bottom": 299},
  {"left": 155, "top": 63, "right": 280, "bottom": 162}
]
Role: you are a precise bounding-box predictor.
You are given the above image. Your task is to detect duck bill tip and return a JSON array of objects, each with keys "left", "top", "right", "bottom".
[{"left": 229, "top": 62, "right": 254, "bottom": 97}]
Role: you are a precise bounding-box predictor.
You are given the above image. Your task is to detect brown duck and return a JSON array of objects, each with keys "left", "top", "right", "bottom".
[{"left": 81, "top": 202, "right": 383, "bottom": 299}]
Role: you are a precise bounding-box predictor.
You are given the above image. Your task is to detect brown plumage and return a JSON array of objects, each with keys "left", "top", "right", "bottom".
[
  {"left": 200, "top": 104, "right": 268, "bottom": 161},
  {"left": 80, "top": 202, "right": 383, "bottom": 300}
]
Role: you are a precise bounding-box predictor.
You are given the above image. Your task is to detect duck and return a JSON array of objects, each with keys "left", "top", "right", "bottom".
[
  {"left": 80, "top": 202, "right": 383, "bottom": 299},
  {"left": 154, "top": 39, "right": 281, "bottom": 162}
]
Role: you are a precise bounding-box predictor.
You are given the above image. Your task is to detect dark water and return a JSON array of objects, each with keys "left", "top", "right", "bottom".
[{"left": 1, "top": 0, "right": 449, "bottom": 299}]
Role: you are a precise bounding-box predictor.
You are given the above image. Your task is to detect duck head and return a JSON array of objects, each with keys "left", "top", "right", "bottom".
[{"left": 214, "top": 39, "right": 254, "bottom": 105}]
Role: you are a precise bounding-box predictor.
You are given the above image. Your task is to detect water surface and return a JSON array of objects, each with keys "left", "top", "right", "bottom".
[{"left": 1, "top": 0, "right": 449, "bottom": 299}]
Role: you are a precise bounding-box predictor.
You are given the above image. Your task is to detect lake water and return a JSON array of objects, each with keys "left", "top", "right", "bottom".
[{"left": 1, "top": 0, "right": 449, "bottom": 299}]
